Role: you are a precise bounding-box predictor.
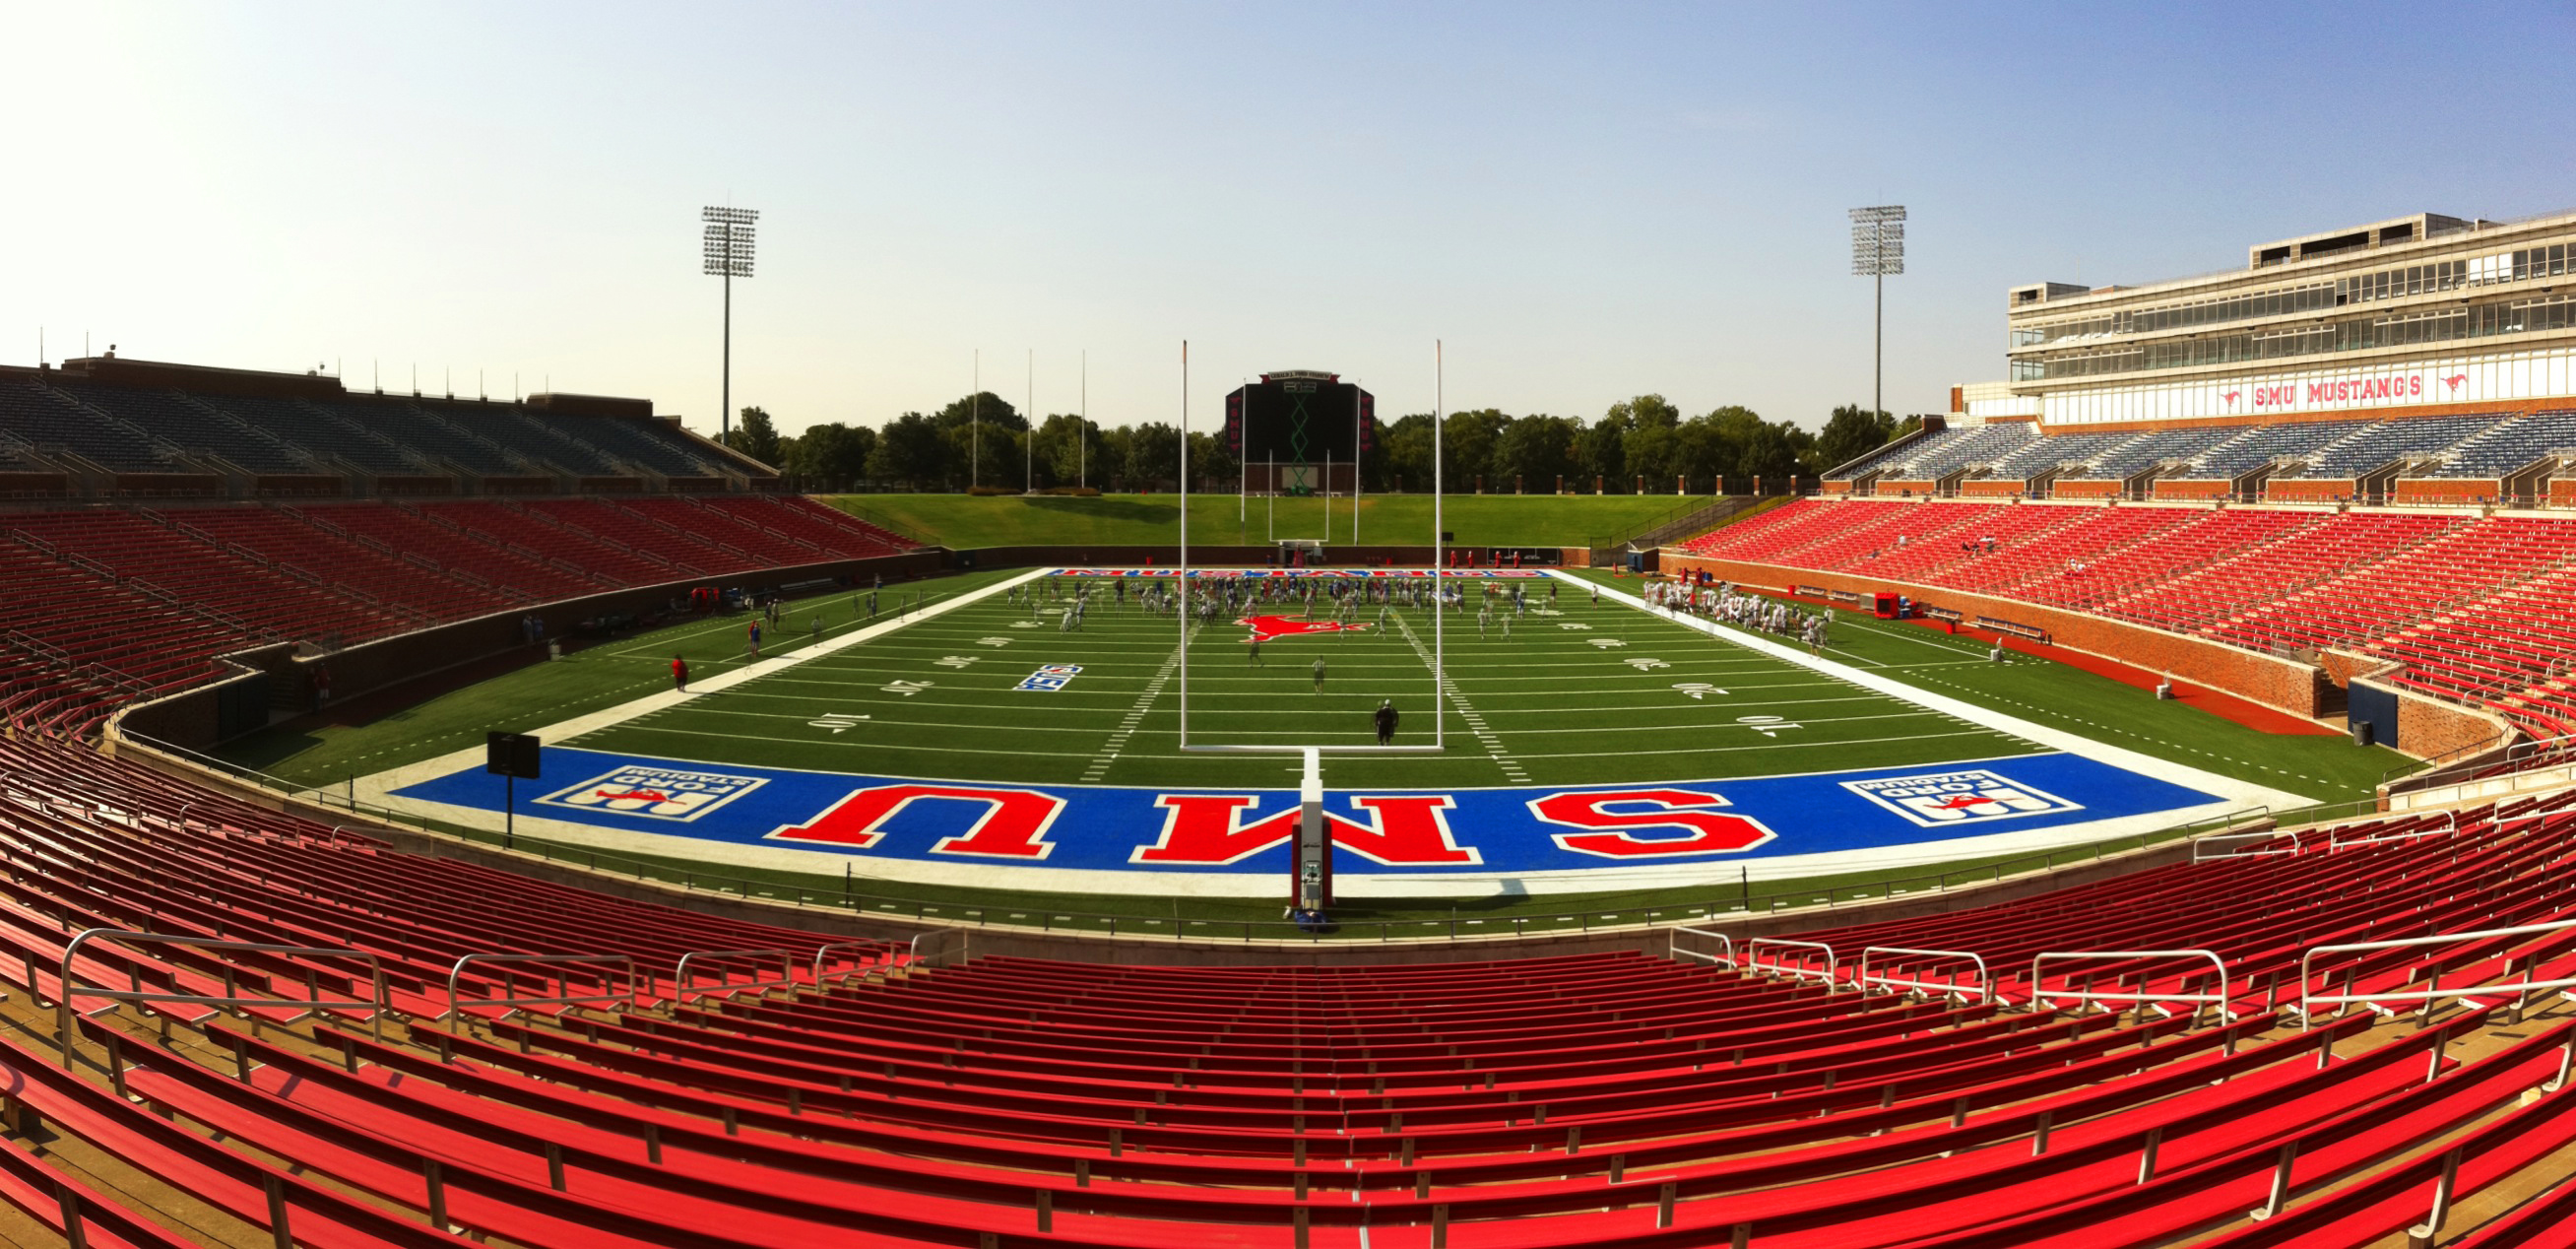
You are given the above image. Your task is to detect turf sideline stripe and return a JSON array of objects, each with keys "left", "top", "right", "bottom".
[
  {"left": 357, "top": 565, "right": 1055, "bottom": 797},
  {"left": 1554, "top": 570, "right": 2314, "bottom": 811}
]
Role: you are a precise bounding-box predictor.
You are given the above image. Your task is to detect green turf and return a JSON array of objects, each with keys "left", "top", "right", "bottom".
[
  {"left": 563, "top": 572, "right": 2047, "bottom": 792},
  {"left": 224, "top": 569, "right": 1031, "bottom": 790},
  {"left": 1555, "top": 568, "right": 2404, "bottom": 802},
  {"left": 216, "top": 563, "right": 2403, "bottom": 929},
  {"left": 825, "top": 493, "right": 1707, "bottom": 551},
  {"left": 229, "top": 565, "right": 2397, "bottom": 810}
]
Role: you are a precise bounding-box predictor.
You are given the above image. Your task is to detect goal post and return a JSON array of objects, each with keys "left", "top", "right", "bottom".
[{"left": 1174, "top": 339, "right": 1449, "bottom": 757}]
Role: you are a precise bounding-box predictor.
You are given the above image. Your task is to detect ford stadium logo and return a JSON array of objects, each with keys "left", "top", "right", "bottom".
[
  {"left": 1838, "top": 769, "right": 2083, "bottom": 826},
  {"left": 536, "top": 765, "right": 769, "bottom": 822}
]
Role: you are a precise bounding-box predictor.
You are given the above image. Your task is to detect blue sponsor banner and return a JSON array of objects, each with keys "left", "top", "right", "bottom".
[{"left": 392, "top": 747, "right": 2223, "bottom": 877}]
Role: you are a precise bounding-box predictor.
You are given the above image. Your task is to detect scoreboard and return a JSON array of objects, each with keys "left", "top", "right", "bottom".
[{"left": 1224, "top": 370, "right": 1375, "bottom": 465}]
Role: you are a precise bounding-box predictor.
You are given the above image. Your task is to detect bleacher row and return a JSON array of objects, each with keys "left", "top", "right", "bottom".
[
  {"left": 0, "top": 495, "right": 911, "bottom": 732},
  {"left": 1677, "top": 497, "right": 2576, "bottom": 738},
  {"left": 1831, "top": 410, "right": 2576, "bottom": 488},
  {"left": 0, "top": 732, "right": 2572, "bottom": 1246},
  {"left": 0, "top": 376, "right": 733, "bottom": 482}
]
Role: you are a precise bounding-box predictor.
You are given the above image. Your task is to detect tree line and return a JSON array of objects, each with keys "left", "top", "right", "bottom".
[{"left": 719, "top": 395, "right": 1918, "bottom": 494}]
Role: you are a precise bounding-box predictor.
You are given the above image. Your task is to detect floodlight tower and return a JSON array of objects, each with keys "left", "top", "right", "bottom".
[
  {"left": 701, "top": 206, "right": 759, "bottom": 444},
  {"left": 1848, "top": 205, "right": 1905, "bottom": 422}
]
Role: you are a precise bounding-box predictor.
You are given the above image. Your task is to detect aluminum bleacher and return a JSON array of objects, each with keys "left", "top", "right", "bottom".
[
  {"left": 1880, "top": 423, "right": 2038, "bottom": 481},
  {"left": 2167, "top": 418, "right": 2366, "bottom": 481},
  {"left": 2423, "top": 409, "right": 2576, "bottom": 478},
  {"left": 192, "top": 394, "right": 429, "bottom": 475},
  {"left": 0, "top": 360, "right": 753, "bottom": 494},
  {"left": 1972, "top": 429, "right": 2134, "bottom": 484},
  {"left": 567, "top": 412, "right": 738, "bottom": 478},
  {"left": 2292, "top": 414, "right": 2502, "bottom": 480},
  {"left": 317, "top": 401, "right": 523, "bottom": 476},
  {"left": 0, "top": 379, "right": 174, "bottom": 472},
  {"left": 42, "top": 382, "right": 317, "bottom": 474},
  {"left": 2056, "top": 427, "right": 2240, "bottom": 481},
  {"left": 439, "top": 406, "right": 624, "bottom": 476}
]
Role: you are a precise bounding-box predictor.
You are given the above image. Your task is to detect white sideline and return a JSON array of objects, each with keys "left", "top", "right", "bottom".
[
  {"left": 361, "top": 567, "right": 1054, "bottom": 797},
  {"left": 1553, "top": 569, "right": 2314, "bottom": 812}
]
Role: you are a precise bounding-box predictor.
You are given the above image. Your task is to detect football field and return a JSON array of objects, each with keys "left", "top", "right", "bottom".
[
  {"left": 340, "top": 565, "right": 2359, "bottom": 899},
  {"left": 561, "top": 569, "right": 2043, "bottom": 793}
]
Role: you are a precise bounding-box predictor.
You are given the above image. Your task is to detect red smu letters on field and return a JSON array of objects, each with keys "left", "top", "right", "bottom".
[
  {"left": 768, "top": 783, "right": 1065, "bottom": 858},
  {"left": 1527, "top": 788, "right": 1775, "bottom": 858},
  {"left": 1132, "top": 793, "right": 1477, "bottom": 865}
]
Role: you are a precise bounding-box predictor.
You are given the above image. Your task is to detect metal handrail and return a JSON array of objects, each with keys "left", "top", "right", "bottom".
[
  {"left": 1859, "top": 946, "right": 1992, "bottom": 1004},
  {"left": 1667, "top": 926, "right": 1736, "bottom": 967},
  {"left": 1747, "top": 937, "right": 1837, "bottom": 987},
  {"left": 808, "top": 942, "right": 885, "bottom": 987},
  {"left": 2329, "top": 808, "right": 2462, "bottom": 850},
  {"left": 443, "top": 953, "right": 639, "bottom": 1023},
  {"left": 909, "top": 929, "right": 970, "bottom": 970},
  {"left": 2296, "top": 917, "right": 2576, "bottom": 1028},
  {"left": 671, "top": 948, "right": 796, "bottom": 1003},
  {"left": 56, "top": 929, "right": 389, "bottom": 1069},
  {"left": 2031, "top": 949, "right": 2230, "bottom": 1019},
  {"left": 2194, "top": 827, "right": 2298, "bottom": 861}
]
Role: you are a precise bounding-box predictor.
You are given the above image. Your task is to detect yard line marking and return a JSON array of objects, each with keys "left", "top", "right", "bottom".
[
  {"left": 1393, "top": 613, "right": 1526, "bottom": 783},
  {"left": 364, "top": 566, "right": 1051, "bottom": 796},
  {"left": 1085, "top": 624, "right": 1193, "bottom": 783},
  {"left": 1550, "top": 570, "right": 2316, "bottom": 812}
]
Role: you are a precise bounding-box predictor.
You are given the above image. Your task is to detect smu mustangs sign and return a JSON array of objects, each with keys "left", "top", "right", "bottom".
[{"left": 391, "top": 746, "right": 2233, "bottom": 895}]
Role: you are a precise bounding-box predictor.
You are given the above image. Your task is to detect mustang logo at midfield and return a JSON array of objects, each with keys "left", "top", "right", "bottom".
[{"left": 1237, "top": 614, "right": 1373, "bottom": 643}]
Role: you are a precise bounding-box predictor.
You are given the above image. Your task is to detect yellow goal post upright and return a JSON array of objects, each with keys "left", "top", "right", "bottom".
[{"left": 1172, "top": 340, "right": 1451, "bottom": 912}]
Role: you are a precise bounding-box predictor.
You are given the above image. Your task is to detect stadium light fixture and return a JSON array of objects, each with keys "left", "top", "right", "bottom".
[
  {"left": 701, "top": 205, "right": 759, "bottom": 445},
  {"left": 1849, "top": 205, "right": 1905, "bottom": 423}
]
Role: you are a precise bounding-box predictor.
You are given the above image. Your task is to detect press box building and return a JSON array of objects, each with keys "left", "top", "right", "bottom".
[{"left": 1914, "top": 210, "right": 2576, "bottom": 505}]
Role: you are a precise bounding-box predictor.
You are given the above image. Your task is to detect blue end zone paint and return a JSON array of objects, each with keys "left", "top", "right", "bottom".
[{"left": 393, "top": 746, "right": 2222, "bottom": 880}]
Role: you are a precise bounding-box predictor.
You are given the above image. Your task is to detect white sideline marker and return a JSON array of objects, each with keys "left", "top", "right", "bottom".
[{"left": 1556, "top": 570, "right": 2313, "bottom": 812}]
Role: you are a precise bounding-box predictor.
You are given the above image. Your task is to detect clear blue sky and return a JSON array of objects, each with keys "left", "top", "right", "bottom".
[{"left": 6, "top": 1, "right": 2569, "bottom": 439}]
